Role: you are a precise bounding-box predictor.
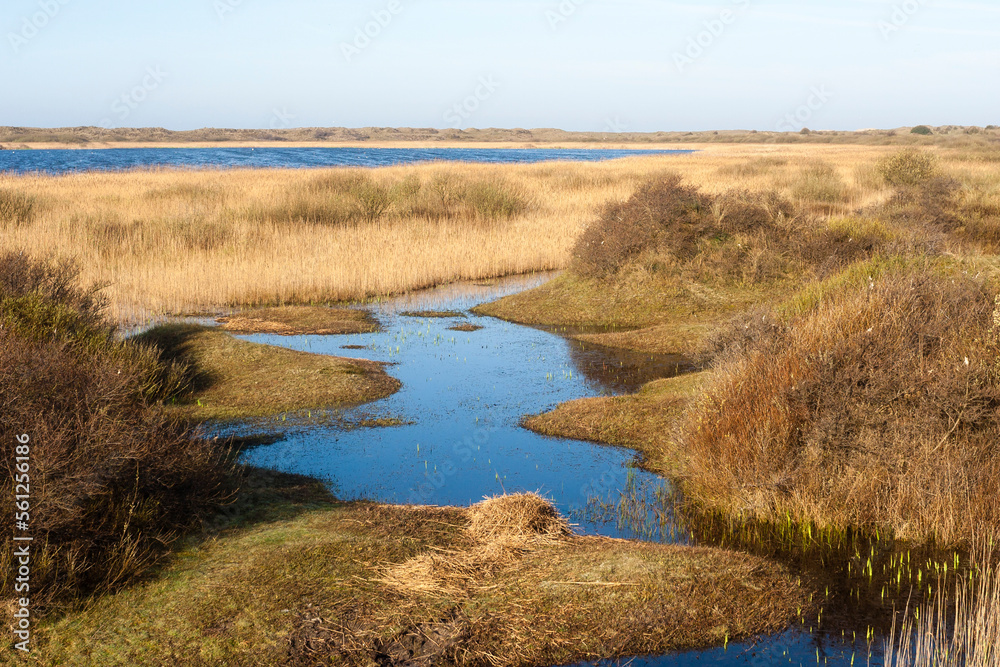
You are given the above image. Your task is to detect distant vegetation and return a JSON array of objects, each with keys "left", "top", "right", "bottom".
[{"left": 2, "top": 124, "right": 1000, "bottom": 148}]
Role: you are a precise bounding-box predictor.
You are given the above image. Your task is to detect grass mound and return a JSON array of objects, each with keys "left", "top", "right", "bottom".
[
  {"left": 467, "top": 493, "right": 571, "bottom": 543},
  {"left": 216, "top": 305, "right": 379, "bottom": 335},
  {"left": 676, "top": 260, "right": 1000, "bottom": 544},
  {"left": 0, "top": 253, "right": 228, "bottom": 610},
  {"left": 25, "top": 480, "right": 811, "bottom": 666},
  {"left": 400, "top": 310, "right": 465, "bottom": 318},
  {"left": 138, "top": 324, "right": 400, "bottom": 421}
]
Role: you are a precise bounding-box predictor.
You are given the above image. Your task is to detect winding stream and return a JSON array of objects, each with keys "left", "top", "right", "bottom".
[{"left": 225, "top": 274, "right": 890, "bottom": 667}]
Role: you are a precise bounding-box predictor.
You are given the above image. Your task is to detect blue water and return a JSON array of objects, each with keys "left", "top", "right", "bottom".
[
  {"left": 0, "top": 146, "right": 692, "bottom": 175},
  {"left": 217, "top": 274, "right": 889, "bottom": 666},
  {"left": 231, "top": 274, "right": 666, "bottom": 535}
]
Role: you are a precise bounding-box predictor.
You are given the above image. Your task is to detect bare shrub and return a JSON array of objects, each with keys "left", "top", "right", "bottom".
[
  {"left": 0, "top": 253, "right": 229, "bottom": 609},
  {"left": 573, "top": 174, "right": 712, "bottom": 277}
]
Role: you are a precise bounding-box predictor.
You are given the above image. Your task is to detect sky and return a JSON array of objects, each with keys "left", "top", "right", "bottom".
[{"left": 1, "top": 0, "right": 999, "bottom": 132}]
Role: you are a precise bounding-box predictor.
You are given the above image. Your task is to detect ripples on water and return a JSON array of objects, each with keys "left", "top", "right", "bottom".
[{"left": 0, "top": 146, "right": 693, "bottom": 175}]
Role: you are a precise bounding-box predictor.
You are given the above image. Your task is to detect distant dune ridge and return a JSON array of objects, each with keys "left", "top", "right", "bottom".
[{"left": 1, "top": 124, "right": 998, "bottom": 148}]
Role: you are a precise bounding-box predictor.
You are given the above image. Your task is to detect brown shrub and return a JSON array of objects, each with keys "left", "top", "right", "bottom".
[
  {"left": 677, "top": 265, "right": 1000, "bottom": 544},
  {"left": 0, "top": 253, "right": 229, "bottom": 609},
  {"left": 573, "top": 175, "right": 813, "bottom": 288}
]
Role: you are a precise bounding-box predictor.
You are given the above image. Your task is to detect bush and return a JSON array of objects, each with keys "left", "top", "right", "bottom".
[
  {"left": 677, "top": 262, "right": 1000, "bottom": 544},
  {"left": 573, "top": 174, "right": 804, "bottom": 281},
  {"left": 877, "top": 148, "right": 939, "bottom": 187},
  {"left": 0, "top": 189, "right": 35, "bottom": 226},
  {"left": 0, "top": 253, "right": 228, "bottom": 609},
  {"left": 910, "top": 125, "right": 933, "bottom": 135},
  {"left": 573, "top": 175, "right": 712, "bottom": 277}
]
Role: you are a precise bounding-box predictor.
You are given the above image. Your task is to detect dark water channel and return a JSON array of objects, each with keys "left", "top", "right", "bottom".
[{"left": 222, "top": 273, "right": 934, "bottom": 666}]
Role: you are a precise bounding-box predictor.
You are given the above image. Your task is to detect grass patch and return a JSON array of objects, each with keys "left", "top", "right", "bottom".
[
  {"left": 400, "top": 310, "right": 466, "bottom": 319},
  {"left": 138, "top": 324, "right": 400, "bottom": 421},
  {"left": 448, "top": 323, "right": 484, "bottom": 332},
  {"left": 22, "top": 487, "right": 811, "bottom": 666},
  {"left": 524, "top": 373, "right": 708, "bottom": 474},
  {"left": 215, "top": 305, "right": 380, "bottom": 335}
]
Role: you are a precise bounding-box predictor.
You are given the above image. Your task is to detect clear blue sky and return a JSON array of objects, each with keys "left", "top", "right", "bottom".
[{"left": 2, "top": 0, "right": 998, "bottom": 132}]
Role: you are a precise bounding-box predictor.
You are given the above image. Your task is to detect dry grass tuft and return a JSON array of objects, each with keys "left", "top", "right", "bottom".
[
  {"left": 885, "top": 549, "right": 1000, "bottom": 666},
  {"left": 467, "top": 493, "right": 571, "bottom": 544},
  {"left": 381, "top": 494, "right": 570, "bottom": 597},
  {"left": 0, "top": 188, "right": 35, "bottom": 226}
]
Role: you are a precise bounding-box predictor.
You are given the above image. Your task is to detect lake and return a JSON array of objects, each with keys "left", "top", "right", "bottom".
[{"left": 0, "top": 146, "right": 693, "bottom": 175}]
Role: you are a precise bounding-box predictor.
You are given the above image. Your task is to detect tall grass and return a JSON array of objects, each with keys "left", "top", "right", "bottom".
[
  {"left": 2, "top": 145, "right": 998, "bottom": 323},
  {"left": 885, "top": 554, "right": 1000, "bottom": 666}
]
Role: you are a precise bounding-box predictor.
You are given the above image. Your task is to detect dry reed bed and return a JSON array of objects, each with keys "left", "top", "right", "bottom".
[
  {"left": 885, "top": 546, "right": 1000, "bottom": 666},
  {"left": 6, "top": 144, "right": 998, "bottom": 323}
]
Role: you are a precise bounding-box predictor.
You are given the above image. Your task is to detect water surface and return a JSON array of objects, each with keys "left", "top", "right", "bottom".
[
  {"left": 222, "top": 274, "right": 890, "bottom": 666},
  {"left": 0, "top": 146, "right": 692, "bottom": 175}
]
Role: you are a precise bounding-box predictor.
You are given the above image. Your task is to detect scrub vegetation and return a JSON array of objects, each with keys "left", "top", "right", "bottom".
[
  {"left": 20, "top": 485, "right": 810, "bottom": 666},
  {"left": 0, "top": 253, "right": 229, "bottom": 611},
  {"left": 506, "top": 147, "right": 1000, "bottom": 546},
  {"left": 6, "top": 143, "right": 999, "bottom": 325},
  {"left": 504, "top": 145, "right": 1000, "bottom": 657}
]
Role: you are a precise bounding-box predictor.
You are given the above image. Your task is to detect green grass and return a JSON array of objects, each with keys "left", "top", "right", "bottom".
[
  {"left": 524, "top": 372, "right": 708, "bottom": 474},
  {"left": 473, "top": 272, "right": 768, "bottom": 355},
  {"left": 20, "top": 472, "right": 812, "bottom": 666},
  {"left": 138, "top": 324, "right": 400, "bottom": 421}
]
